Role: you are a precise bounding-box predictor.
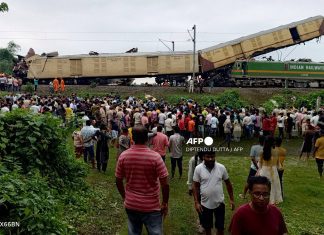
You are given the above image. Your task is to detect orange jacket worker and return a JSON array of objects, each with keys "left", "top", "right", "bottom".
[
  {"left": 53, "top": 78, "right": 59, "bottom": 93},
  {"left": 60, "top": 78, "right": 65, "bottom": 92}
]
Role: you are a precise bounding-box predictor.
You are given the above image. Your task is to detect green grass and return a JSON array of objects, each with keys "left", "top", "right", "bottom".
[{"left": 72, "top": 137, "right": 324, "bottom": 235}]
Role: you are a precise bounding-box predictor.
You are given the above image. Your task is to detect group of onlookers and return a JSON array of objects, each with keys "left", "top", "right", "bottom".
[
  {"left": 3, "top": 90, "right": 324, "bottom": 234},
  {"left": 0, "top": 73, "right": 23, "bottom": 92}
]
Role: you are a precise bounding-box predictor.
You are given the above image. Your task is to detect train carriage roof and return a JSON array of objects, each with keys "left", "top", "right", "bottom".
[
  {"left": 36, "top": 51, "right": 195, "bottom": 59},
  {"left": 200, "top": 15, "right": 324, "bottom": 53}
]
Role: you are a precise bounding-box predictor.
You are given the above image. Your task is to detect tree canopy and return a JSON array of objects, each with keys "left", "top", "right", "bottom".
[
  {"left": 0, "top": 41, "right": 20, "bottom": 75},
  {"left": 0, "top": 2, "right": 8, "bottom": 12}
]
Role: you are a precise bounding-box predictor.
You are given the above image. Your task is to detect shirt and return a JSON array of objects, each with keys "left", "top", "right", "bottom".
[
  {"left": 229, "top": 203, "right": 288, "bottom": 235},
  {"left": 80, "top": 125, "right": 97, "bottom": 147},
  {"left": 276, "top": 146, "right": 286, "bottom": 170},
  {"left": 193, "top": 162, "right": 229, "bottom": 209},
  {"left": 210, "top": 116, "right": 218, "bottom": 128},
  {"left": 188, "top": 120, "right": 195, "bottom": 132},
  {"left": 115, "top": 145, "right": 168, "bottom": 212},
  {"left": 315, "top": 136, "right": 324, "bottom": 160},
  {"left": 187, "top": 156, "right": 203, "bottom": 190},
  {"left": 164, "top": 118, "right": 173, "bottom": 132},
  {"left": 250, "top": 144, "right": 263, "bottom": 171},
  {"left": 151, "top": 132, "right": 169, "bottom": 156},
  {"left": 169, "top": 133, "right": 185, "bottom": 158}
]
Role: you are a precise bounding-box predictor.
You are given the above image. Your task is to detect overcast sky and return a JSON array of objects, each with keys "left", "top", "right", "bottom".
[{"left": 0, "top": 0, "right": 323, "bottom": 62}]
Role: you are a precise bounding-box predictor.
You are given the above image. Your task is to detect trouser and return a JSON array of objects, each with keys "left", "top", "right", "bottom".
[
  {"left": 198, "top": 125, "right": 204, "bottom": 138},
  {"left": 316, "top": 158, "right": 324, "bottom": 177},
  {"left": 171, "top": 157, "right": 183, "bottom": 177},
  {"left": 84, "top": 145, "right": 95, "bottom": 167},
  {"left": 278, "top": 127, "right": 284, "bottom": 139},
  {"left": 126, "top": 209, "right": 162, "bottom": 235},
  {"left": 96, "top": 151, "right": 109, "bottom": 172},
  {"left": 278, "top": 169, "right": 284, "bottom": 198},
  {"left": 254, "top": 126, "right": 260, "bottom": 137}
]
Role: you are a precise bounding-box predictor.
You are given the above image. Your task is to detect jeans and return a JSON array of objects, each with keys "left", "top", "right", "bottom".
[
  {"left": 171, "top": 157, "right": 183, "bottom": 177},
  {"left": 316, "top": 158, "right": 324, "bottom": 177},
  {"left": 83, "top": 145, "right": 94, "bottom": 163},
  {"left": 198, "top": 125, "right": 204, "bottom": 138},
  {"left": 126, "top": 209, "right": 162, "bottom": 235}
]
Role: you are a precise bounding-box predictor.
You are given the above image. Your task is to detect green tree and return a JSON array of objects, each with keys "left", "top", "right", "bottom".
[
  {"left": 0, "top": 41, "right": 20, "bottom": 74},
  {"left": 0, "top": 2, "right": 8, "bottom": 12}
]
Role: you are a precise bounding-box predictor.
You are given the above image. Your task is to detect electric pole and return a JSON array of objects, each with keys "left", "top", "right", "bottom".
[{"left": 190, "top": 25, "right": 196, "bottom": 80}]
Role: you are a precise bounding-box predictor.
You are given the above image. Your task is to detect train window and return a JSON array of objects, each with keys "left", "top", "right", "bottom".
[{"left": 289, "top": 27, "right": 301, "bottom": 42}]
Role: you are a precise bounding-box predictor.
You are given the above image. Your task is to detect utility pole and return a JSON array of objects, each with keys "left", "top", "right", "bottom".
[
  {"left": 187, "top": 25, "right": 197, "bottom": 93},
  {"left": 192, "top": 25, "right": 196, "bottom": 81}
]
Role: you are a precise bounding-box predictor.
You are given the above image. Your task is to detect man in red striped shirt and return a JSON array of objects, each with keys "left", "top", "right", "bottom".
[{"left": 115, "top": 126, "right": 169, "bottom": 235}]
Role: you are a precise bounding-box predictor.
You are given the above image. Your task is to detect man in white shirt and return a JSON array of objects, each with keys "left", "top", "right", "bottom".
[
  {"left": 210, "top": 113, "right": 218, "bottom": 137},
  {"left": 169, "top": 127, "right": 185, "bottom": 178},
  {"left": 164, "top": 114, "right": 173, "bottom": 137},
  {"left": 277, "top": 113, "right": 285, "bottom": 139},
  {"left": 310, "top": 111, "right": 319, "bottom": 127},
  {"left": 239, "top": 136, "right": 264, "bottom": 199},
  {"left": 158, "top": 111, "right": 166, "bottom": 127},
  {"left": 242, "top": 113, "right": 253, "bottom": 139},
  {"left": 30, "top": 102, "right": 40, "bottom": 114},
  {"left": 193, "top": 149, "right": 234, "bottom": 235}
]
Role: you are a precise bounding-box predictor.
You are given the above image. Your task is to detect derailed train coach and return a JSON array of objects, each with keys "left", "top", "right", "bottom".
[
  {"left": 25, "top": 51, "right": 198, "bottom": 85},
  {"left": 24, "top": 15, "right": 324, "bottom": 85}
]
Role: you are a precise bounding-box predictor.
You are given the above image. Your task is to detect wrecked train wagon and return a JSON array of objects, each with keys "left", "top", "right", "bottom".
[
  {"left": 26, "top": 51, "right": 198, "bottom": 84},
  {"left": 199, "top": 15, "right": 324, "bottom": 73}
]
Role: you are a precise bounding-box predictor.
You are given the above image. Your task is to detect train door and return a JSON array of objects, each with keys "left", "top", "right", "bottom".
[
  {"left": 289, "top": 27, "right": 301, "bottom": 42},
  {"left": 70, "top": 59, "right": 82, "bottom": 76},
  {"left": 147, "top": 56, "right": 158, "bottom": 75}
]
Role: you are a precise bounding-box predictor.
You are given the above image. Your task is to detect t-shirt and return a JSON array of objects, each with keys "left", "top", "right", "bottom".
[
  {"left": 115, "top": 145, "right": 168, "bottom": 212},
  {"left": 169, "top": 133, "right": 185, "bottom": 158},
  {"left": 188, "top": 120, "right": 195, "bottom": 132},
  {"left": 315, "top": 136, "right": 324, "bottom": 160},
  {"left": 210, "top": 116, "right": 218, "bottom": 128},
  {"left": 229, "top": 203, "right": 288, "bottom": 235},
  {"left": 151, "top": 132, "right": 169, "bottom": 156},
  {"left": 250, "top": 144, "right": 263, "bottom": 171},
  {"left": 193, "top": 162, "right": 229, "bottom": 209},
  {"left": 276, "top": 146, "right": 286, "bottom": 170}
]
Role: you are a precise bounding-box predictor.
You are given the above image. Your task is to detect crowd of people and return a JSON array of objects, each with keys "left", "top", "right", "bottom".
[
  {"left": 0, "top": 73, "right": 23, "bottom": 92},
  {"left": 2, "top": 90, "right": 324, "bottom": 234}
]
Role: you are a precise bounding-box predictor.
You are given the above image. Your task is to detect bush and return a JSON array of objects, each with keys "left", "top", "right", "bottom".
[
  {"left": 0, "top": 110, "right": 89, "bottom": 234},
  {"left": 214, "top": 89, "right": 247, "bottom": 109},
  {"left": 22, "top": 82, "right": 34, "bottom": 94}
]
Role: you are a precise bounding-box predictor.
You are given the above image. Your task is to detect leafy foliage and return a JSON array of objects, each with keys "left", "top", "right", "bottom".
[
  {"left": 22, "top": 82, "right": 35, "bottom": 94},
  {"left": 213, "top": 89, "right": 247, "bottom": 109},
  {"left": 0, "top": 41, "right": 20, "bottom": 75},
  {"left": 0, "top": 2, "right": 8, "bottom": 12},
  {"left": 0, "top": 110, "right": 89, "bottom": 234},
  {"left": 294, "top": 90, "right": 324, "bottom": 109}
]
